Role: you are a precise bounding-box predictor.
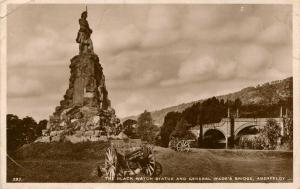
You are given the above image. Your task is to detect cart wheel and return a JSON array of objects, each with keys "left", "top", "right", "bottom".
[
  {"left": 104, "top": 147, "right": 117, "bottom": 181},
  {"left": 154, "top": 161, "right": 163, "bottom": 176},
  {"left": 144, "top": 147, "right": 155, "bottom": 176},
  {"left": 176, "top": 140, "right": 190, "bottom": 152}
]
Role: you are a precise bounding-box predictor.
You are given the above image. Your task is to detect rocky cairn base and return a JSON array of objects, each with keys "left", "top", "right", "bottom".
[{"left": 36, "top": 54, "right": 121, "bottom": 143}]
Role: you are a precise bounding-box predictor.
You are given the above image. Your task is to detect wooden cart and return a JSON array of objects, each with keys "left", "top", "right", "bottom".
[
  {"left": 104, "top": 139, "right": 162, "bottom": 181},
  {"left": 168, "top": 136, "right": 193, "bottom": 152}
]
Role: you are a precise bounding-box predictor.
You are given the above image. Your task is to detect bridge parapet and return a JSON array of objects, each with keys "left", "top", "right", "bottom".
[
  {"left": 202, "top": 120, "right": 227, "bottom": 128},
  {"left": 234, "top": 117, "right": 283, "bottom": 122},
  {"left": 234, "top": 118, "right": 259, "bottom": 122}
]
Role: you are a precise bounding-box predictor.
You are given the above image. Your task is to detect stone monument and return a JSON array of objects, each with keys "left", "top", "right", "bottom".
[{"left": 37, "top": 10, "right": 121, "bottom": 143}]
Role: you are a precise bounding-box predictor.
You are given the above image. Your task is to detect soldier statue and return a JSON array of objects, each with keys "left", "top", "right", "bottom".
[{"left": 76, "top": 10, "right": 94, "bottom": 54}]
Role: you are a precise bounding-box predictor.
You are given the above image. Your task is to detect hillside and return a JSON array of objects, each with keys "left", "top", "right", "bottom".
[{"left": 122, "top": 77, "right": 292, "bottom": 126}]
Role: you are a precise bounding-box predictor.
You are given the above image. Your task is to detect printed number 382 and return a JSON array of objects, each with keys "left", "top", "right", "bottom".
[{"left": 12, "top": 177, "right": 22, "bottom": 182}]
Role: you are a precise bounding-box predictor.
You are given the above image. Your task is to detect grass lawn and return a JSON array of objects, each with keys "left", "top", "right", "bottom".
[
  {"left": 7, "top": 142, "right": 292, "bottom": 183},
  {"left": 155, "top": 147, "right": 292, "bottom": 182}
]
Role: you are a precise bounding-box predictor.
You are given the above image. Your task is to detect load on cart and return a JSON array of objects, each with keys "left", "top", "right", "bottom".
[{"left": 103, "top": 138, "right": 162, "bottom": 181}]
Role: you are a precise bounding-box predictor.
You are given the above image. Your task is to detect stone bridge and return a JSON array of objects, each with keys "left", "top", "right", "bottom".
[{"left": 189, "top": 117, "right": 284, "bottom": 148}]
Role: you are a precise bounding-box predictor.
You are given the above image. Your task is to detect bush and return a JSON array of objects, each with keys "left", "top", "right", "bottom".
[
  {"left": 159, "top": 112, "right": 182, "bottom": 147},
  {"left": 170, "top": 119, "right": 193, "bottom": 139},
  {"left": 136, "top": 110, "right": 159, "bottom": 144},
  {"left": 238, "top": 134, "right": 265, "bottom": 150},
  {"left": 260, "top": 119, "right": 281, "bottom": 150},
  {"left": 7, "top": 114, "right": 48, "bottom": 152},
  {"left": 282, "top": 115, "right": 293, "bottom": 150}
]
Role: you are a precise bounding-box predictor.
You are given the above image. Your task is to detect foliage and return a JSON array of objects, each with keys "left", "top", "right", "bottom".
[
  {"left": 159, "top": 111, "right": 182, "bottom": 147},
  {"left": 122, "top": 119, "right": 138, "bottom": 139},
  {"left": 182, "top": 96, "right": 235, "bottom": 125},
  {"left": 238, "top": 134, "right": 265, "bottom": 150},
  {"left": 233, "top": 98, "right": 242, "bottom": 109},
  {"left": 37, "top": 119, "right": 48, "bottom": 136},
  {"left": 123, "top": 119, "right": 137, "bottom": 127},
  {"left": 136, "top": 110, "right": 159, "bottom": 144},
  {"left": 260, "top": 119, "right": 281, "bottom": 150},
  {"left": 7, "top": 114, "right": 47, "bottom": 152},
  {"left": 170, "top": 119, "right": 195, "bottom": 140},
  {"left": 282, "top": 112, "right": 293, "bottom": 150},
  {"left": 240, "top": 102, "right": 292, "bottom": 118}
]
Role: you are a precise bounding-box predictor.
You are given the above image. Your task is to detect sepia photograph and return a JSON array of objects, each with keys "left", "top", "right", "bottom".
[{"left": 0, "top": 0, "right": 299, "bottom": 188}]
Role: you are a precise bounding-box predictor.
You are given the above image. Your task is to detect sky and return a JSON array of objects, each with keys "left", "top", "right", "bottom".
[{"left": 7, "top": 4, "right": 292, "bottom": 121}]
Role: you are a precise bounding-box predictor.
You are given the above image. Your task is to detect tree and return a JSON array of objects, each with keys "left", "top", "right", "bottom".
[
  {"left": 136, "top": 110, "right": 159, "bottom": 143},
  {"left": 22, "top": 116, "right": 38, "bottom": 144},
  {"left": 7, "top": 114, "right": 44, "bottom": 152},
  {"left": 260, "top": 119, "right": 281, "bottom": 150},
  {"left": 123, "top": 119, "right": 138, "bottom": 138},
  {"left": 37, "top": 119, "right": 48, "bottom": 136},
  {"left": 282, "top": 112, "right": 293, "bottom": 150},
  {"left": 198, "top": 97, "right": 227, "bottom": 124},
  {"left": 7, "top": 114, "right": 23, "bottom": 151},
  {"left": 234, "top": 98, "right": 242, "bottom": 109},
  {"left": 170, "top": 119, "right": 194, "bottom": 140},
  {"left": 123, "top": 119, "right": 137, "bottom": 128},
  {"left": 160, "top": 112, "right": 181, "bottom": 147}
]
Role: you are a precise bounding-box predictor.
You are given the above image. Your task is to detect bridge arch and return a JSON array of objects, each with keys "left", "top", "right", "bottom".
[
  {"left": 234, "top": 123, "right": 260, "bottom": 137},
  {"left": 203, "top": 129, "right": 227, "bottom": 149},
  {"left": 234, "top": 123, "right": 260, "bottom": 145}
]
